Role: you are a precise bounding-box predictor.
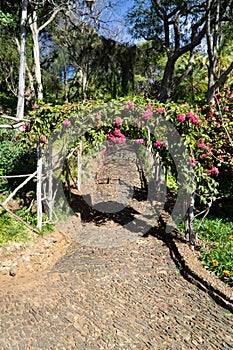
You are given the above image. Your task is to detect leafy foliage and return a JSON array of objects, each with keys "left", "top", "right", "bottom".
[
  {"left": 0, "top": 127, "right": 36, "bottom": 194},
  {"left": 197, "top": 216, "right": 233, "bottom": 288}
]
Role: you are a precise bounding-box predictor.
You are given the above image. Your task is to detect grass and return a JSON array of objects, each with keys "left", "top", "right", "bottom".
[
  {"left": 0, "top": 210, "right": 35, "bottom": 247},
  {"left": 196, "top": 216, "right": 233, "bottom": 288},
  {"left": 0, "top": 196, "right": 54, "bottom": 249},
  {"left": 177, "top": 197, "right": 233, "bottom": 288}
]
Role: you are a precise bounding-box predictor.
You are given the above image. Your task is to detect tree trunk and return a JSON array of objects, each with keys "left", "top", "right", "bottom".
[
  {"left": 15, "top": 37, "right": 35, "bottom": 102},
  {"left": 157, "top": 59, "right": 175, "bottom": 102},
  {"left": 16, "top": 0, "right": 28, "bottom": 119},
  {"left": 80, "top": 64, "right": 88, "bottom": 102},
  {"left": 29, "top": 10, "right": 43, "bottom": 100},
  {"left": 206, "top": 0, "right": 220, "bottom": 104}
]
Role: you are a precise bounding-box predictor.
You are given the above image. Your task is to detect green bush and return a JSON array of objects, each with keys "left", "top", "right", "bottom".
[{"left": 0, "top": 128, "right": 36, "bottom": 194}]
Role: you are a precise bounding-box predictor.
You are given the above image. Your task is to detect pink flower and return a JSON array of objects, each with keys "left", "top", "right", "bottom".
[
  {"left": 135, "top": 139, "right": 144, "bottom": 144},
  {"left": 177, "top": 113, "right": 186, "bottom": 122},
  {"left": 32, "top": 104, "right": 39, "bottom": 110},
  {"left": 116, "top": 135, "right": 126, "bottom": 144},
  {"left": 142, "top": 110, "right": 153, "bottom": 120},
  {"left": 146, "top": 104, "right": 153, "bottom": 110},
  {"left": 108, "top": 129, "right": 126, "bottom": 144},
  {"left": 154, "top": 140, "right": 163, "bottom": 148},
  {"left": 190, "top": 157, "right": 196, "bottom": 168},
  {"left": 113, "top": 128, "right": 122, "bottom": 137},
  {"left": 190, "top": 115, "right": 199, "bottom": 125},
  {"left": 63, "top": 119, "right": 71, "bottom": 127},
  {"left": 125, "top": 100, "right": 135, "bottom": 110},
  {"left": 41, "top": 135, "right": 48, "bottom": 143},
  {"left": 211, "top": 167, "right": 219, "bottom": 175},
  {"left": 24, "top": 124, "right": 30, "bottom": 132},
  {"left": 107, "top": 134, "right": 116, "bottom": 142},
  {"left": 207, "top": 167, "right": 219, "bottom": 176},
  {"left": 186, "top": 112, "right": 193, "bottom": 119},
  {"left": 198, "top": 140, "right": 205, "bottom": 150},
  {"left": 114, "top": 118, "right": 123, "bottom": 127},
  {"left": 200, "top": 153, "right": 207, "bottom": 158},
  {"left": 156, "top": 107, "right": 165, "bottom": 114}
]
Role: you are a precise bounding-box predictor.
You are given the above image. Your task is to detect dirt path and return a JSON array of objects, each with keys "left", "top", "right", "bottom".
[{"left": 0, "top": 143, "right": 232, "bottom": 349}]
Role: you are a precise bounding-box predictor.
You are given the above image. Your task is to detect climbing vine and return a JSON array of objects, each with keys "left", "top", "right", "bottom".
[{"left": 21, "top": 87, "right": 233, "bottom": 245}]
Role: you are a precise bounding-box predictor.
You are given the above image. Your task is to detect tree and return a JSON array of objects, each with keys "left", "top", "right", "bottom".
[
  {"left": 17, "top": 0, "right": 28, "bottom": 119},
  {"left": 127, "top": 0, "right": 233, "bottom": 103},
  {"left": 206, "top": 0, "right": 233, "bottom": 102}
]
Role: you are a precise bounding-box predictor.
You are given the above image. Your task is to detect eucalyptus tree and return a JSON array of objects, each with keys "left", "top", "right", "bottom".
[
  {"left": 206, "top": 0, "right": 233, "bottom": 102},
  {"left": 127, "top": 0, "right": 233, "bottom": 103}
]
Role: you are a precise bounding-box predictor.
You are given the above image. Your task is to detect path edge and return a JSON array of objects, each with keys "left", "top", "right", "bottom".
[{"left": 159, "top": 213, "right": 233, "bottom": 313}]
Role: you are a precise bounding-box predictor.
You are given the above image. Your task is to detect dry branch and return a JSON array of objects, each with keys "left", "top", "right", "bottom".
[
  {"left": 0, "top": 203, "right": 39, "bottom": 234},
  {"left": 3, "top": 171, "right": 37, "bottom": 206}
]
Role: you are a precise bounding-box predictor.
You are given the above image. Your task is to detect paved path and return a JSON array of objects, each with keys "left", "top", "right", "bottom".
[
  {"left": 0, "top": 233, "right": 232, "bottom": 349},
  {"left": 0, "top": 143, "right": 232, "bottom": 349}
]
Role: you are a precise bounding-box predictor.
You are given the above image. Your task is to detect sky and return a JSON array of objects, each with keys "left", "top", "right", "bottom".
[{"left": 97, "top": 0, "right": 136, "bottom": 44}]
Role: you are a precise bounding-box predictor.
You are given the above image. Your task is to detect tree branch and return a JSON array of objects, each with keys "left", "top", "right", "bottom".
[{"left": 38, "top": 6, "right": 63, "bottom": 32}]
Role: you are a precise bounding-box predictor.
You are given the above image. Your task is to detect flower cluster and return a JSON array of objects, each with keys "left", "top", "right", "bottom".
[
  {"left": 156, "top": 107, "right": 165, "bottom": 114},
  {"left": 190, "top": 157, "right": 196, "bottom": 168},
  {"left": 154, "top": 140, "right": 163, "bottom": 148},
  {"left": 107, "top": 128, "right": 126, "bottom": 144},
  {"left": 177, "top": 112, "right": 199, "bottom": 125},
  {"left": 207, "top": 166, "right": 219, "bottom": 176},
  {"left": 125, "top": 100, "right": 135, "bottom": 110},
  {"left": 135, "top": 138, "right": 144, "bottom": 144},
  {"left": 142, "top": 110, "right": 153, "bottom": 120}
]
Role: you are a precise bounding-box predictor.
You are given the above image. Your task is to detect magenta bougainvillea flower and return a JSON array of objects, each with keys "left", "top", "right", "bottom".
[
  {"left": 114, "top": 118, "right": 123, "bottom": 127},
  {"left": 156, "top": 107, "right": 165, "bottom": 114},
  {"left": 135, "top": 138, "right": 144, "bottom": 144},
  {"left": 190, "top": 157, "right": 196, "bottom": 168},
  {"left": 177, "top": 113, "right": 186, "bottom": 122},
  {"left": 154, "top": 140, "right": 163, "bottom": 148},
  {"left": 142, "top": 110, "right": 153, "bottom": 120},
  {"left": 63, "top": 119, "right": 71, "bottom": 127},
  {"left": 125, "top": 100, "right": 135, "bottom": 110},
  {"left": 24, "top": 124, "right": 31, "bottom": 132},
  {"left": 41, "top": 135, "right": 48, "bottom": 143},
  {"left": 186, "top": 112, "right": 193, "bottom": 119},
  {"left": 190, "top": 115, "right": 199, "bottom": 125},
  {"left": 207, "top": 167, "right": 219, "bottom": 176},
  {"left": 108, "top": 129, "right": 126, "bottom": 144}
]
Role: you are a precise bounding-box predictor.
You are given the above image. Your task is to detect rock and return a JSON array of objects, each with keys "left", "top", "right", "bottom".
[{"left": 9, "top": 265, "right": 18, "bottom": 277}]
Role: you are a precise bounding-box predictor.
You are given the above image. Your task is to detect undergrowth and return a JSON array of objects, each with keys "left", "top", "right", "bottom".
[
  {"left": 196, "top": 216, "right": 233, "bottom": 288},
  {"left": 0, "top": 197, "right": 54, "bottom": 248}
]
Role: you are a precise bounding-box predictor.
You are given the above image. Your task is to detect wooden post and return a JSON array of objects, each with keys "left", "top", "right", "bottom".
[
  {"left": 37, "top": 141, "right": 43, "bottom": 230},
  {"left": 65, "top": 159, "right": 71, "bottom": 202},
  {"left": 47, "top": 139, "right": 53, "bottom": 220},
  {"left": 77, "top": 140, "right": 82, "bottom": 191},
  {"left": 184, "top": 193, "right": 195, "bottom": 250}
]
